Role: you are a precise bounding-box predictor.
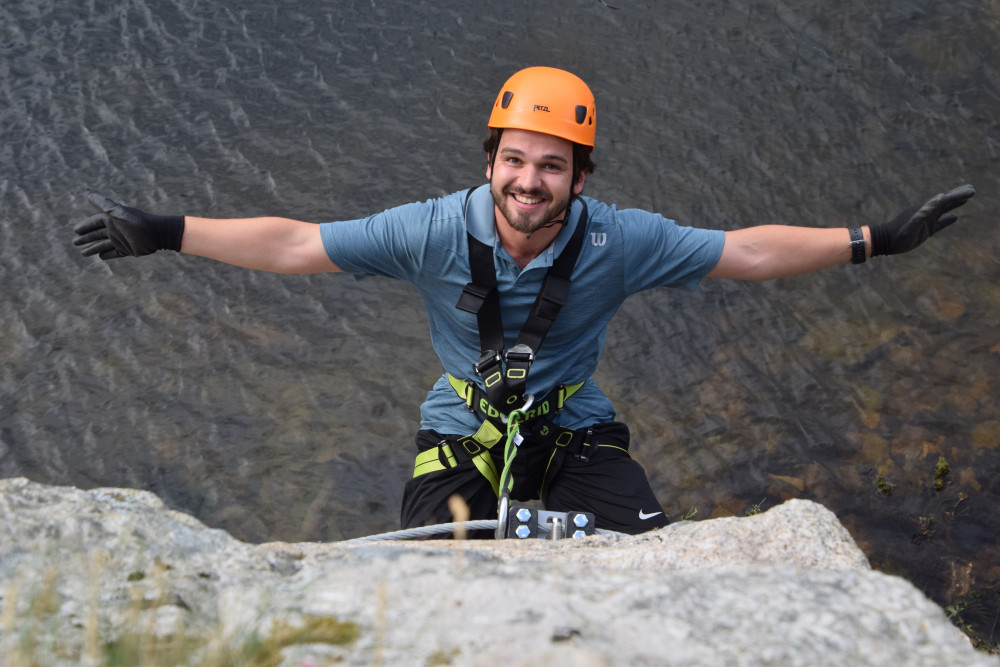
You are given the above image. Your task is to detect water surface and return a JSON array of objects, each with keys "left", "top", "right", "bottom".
[{"left": 2, "top": 0, "right": 998, "bottom": 642}]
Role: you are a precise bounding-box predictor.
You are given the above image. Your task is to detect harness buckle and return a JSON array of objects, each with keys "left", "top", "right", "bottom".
[
  {"left": 474, "top": 349, "right": 502, "bottom": 377},
  {"left": 456, "top": 282, "right": 493, "bottom": 315},
  {"left": 504, "top": 343, "right": 535, "bottom": 364},
  {"left": 457, "top": 436, "right": 482, "bottom": 457},
  {"left": 575, "top": 428, "right": 596, "bottom": 463}
]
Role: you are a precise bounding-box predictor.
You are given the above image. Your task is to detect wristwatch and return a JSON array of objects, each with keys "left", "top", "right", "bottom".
[{"left": 849, "top": 227, "right": 866, "bottom": 264}]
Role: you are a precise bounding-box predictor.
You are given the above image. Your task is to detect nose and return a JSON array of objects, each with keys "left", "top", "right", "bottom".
[{"left": 516, "top": 165, "right": 543, "bottom": 192}]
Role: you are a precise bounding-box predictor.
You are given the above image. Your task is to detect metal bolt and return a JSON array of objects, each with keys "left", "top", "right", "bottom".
[
  {"left": 516, "top": 508, "right": 532, "bottom": 522},
  {"left": 572, "top": 514, "right": 590, "bottom": 528},
  {"left": 515, "top": 525, "right": 531, "bottom": 538},
  {"left": 572, "top": 530, "right": 587, "bottom": 539}
]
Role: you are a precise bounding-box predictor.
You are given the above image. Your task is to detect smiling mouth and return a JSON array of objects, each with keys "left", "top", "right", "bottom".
[{"left": 511, "top": 192, "right": 545, "bottom": 205}]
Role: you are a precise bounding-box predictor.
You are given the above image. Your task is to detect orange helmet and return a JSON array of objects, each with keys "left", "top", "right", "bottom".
[{"left": 488, "top": 67, "right": 596, "bottom": 150}]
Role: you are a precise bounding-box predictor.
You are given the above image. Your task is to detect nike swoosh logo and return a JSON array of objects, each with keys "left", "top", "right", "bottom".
[{"left": 639, "top": 510, "right": 663, "bottom": 520}]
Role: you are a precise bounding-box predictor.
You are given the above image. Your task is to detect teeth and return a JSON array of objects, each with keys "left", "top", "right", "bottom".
[{"left": 513, "top": 194, "right": 542, "bottom": 205}]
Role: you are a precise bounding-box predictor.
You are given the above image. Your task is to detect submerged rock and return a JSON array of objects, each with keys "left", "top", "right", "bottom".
[{"left": 0, "top": 477, "right": 994, "bottom": 666}]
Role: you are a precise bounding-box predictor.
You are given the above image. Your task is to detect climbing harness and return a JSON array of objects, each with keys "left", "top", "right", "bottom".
[
  {"left": 459, "top": 188, "right": 589, "bottom": 537},
  {"left": 408, "top": 190, "right": 628, "bottom": 538},
  {"left": 429, "top": 189, "right": 611, "bottom": 538}
]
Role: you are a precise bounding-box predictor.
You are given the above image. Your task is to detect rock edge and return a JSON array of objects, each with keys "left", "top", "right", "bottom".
[{"left": 0, "top": 477, "right": 995, "bottom": 666}]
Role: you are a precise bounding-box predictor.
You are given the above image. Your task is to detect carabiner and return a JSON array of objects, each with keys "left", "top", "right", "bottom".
[{"left": 501, "top": 393, "right": 535, "bottom": 425}]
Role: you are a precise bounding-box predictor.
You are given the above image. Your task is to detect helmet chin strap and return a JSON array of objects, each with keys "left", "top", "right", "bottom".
[
  {"left": 525, "top": 215, "right": 567, "bottom": 239},
  {"left": 525, "top": 188, "right": 581, "bottom": 239}
]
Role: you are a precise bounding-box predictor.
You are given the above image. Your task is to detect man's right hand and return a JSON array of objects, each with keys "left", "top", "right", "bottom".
[{"left": 73, "top": 193, "right": 185, "bottom": 260}]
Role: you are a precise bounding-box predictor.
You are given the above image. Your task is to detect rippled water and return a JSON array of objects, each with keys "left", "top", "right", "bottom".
[{"left": 3, "top": 0, "right": 999, "bottom": 642}]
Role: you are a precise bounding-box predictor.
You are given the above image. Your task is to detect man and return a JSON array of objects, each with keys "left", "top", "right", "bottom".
[{"left": 74, "top": 66, "right": 974, "bottom": 538}]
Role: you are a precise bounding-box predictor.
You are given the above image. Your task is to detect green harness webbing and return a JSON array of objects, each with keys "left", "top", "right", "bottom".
[
  {"left": 412, "top": 418, "right": 504, "bottom": 492},
  {"left": 411, "top": 377, "right": 585, "bottom": 490},
  {"left": 446, "top": 374, "right": 586, "bottom": 429},
  {"left": 410, "top": 379, "right": 630, "bottom": 501}
]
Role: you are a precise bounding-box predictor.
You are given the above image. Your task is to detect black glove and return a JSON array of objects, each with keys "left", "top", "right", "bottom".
[
  {"left": 870, "top": 184, "right": 975, "bottom": 257},
  {"left": 73, "top": 193, "right": 185, "bottom": 260}
]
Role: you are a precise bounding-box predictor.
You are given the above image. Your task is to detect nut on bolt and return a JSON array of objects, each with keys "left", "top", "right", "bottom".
[
  {"left": 515, "top": 525, "right": 532, "bottom": 538},
  {"left": 573, "top": 514, "right": 590, "bottom": 528},
  {"left": 516, "top": 508, "right": 533, "bottom": 522}
]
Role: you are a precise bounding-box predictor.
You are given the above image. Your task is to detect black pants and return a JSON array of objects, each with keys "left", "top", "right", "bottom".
[{"left": 400, "top": 421, "right": 670, "bottom": 537}]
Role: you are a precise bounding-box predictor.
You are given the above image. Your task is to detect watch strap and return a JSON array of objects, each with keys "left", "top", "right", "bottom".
[{"left": 849, "top": 226, "right": 866, "bottom": 264}]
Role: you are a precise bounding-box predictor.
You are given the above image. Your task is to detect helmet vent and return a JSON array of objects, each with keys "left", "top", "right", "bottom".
[
  {"left": 575, "top": 105, "right": 587, "bottom": 124},
  {"left": 501, "top": 91, "right": 514, "bottom": 109}
]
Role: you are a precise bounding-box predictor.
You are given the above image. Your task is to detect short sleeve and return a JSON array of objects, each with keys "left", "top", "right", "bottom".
[
  {"left": 319, "top": 199, "right": 445, "bottom": 283},
  {"left": 617, "top": 209, "right": 725, "bottom": 294}
]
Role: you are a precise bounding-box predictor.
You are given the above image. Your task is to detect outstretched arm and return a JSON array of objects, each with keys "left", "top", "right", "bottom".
[
  {"left": 181, "top": 215, "right": 337, "bottom": 273},
  {"left": 707, "top": 225, "right": 870, "bottom": 280},
  {"left": 73, "top": 193, "right": 340, "bottom": 274},
  {"left": 706, "top": 185, "right": 975, "bottom": 281}
]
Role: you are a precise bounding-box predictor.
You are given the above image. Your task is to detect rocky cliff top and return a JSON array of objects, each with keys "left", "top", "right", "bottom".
[{"left": 0, "top": 477, "right": 994, "bottom": 666}]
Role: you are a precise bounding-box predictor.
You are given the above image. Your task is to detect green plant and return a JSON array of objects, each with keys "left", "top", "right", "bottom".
[
  {"left": 875, "top": 475, "right": 895, "bottom": 496},
  {"left": 933, "top": 455, "right": 950, "bottom": 491},
  {"left": 946, "top": 594, "right": 1000, "bottom": 655},
  {"left": 744, "top": 499, "right": 766, "bottom": 516}
]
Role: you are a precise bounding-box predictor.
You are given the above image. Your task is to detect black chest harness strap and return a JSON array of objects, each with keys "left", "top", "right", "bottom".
[{"left": 454, "top": 192, "right": 589, "bottom": 416}]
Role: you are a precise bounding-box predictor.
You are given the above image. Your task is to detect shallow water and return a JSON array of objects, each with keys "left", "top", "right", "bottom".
[{"left": 2, "top": 0, "right": 999, "bottom": 642}]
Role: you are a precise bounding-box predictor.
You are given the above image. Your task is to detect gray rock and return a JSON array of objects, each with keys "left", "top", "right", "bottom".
[{"left": 0, "top": 477, "right": 994, "bottom": 666}]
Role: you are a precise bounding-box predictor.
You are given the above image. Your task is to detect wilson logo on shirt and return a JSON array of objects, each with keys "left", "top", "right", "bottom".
[{"left": 590, "top": 232, "right": 607, "bottom": 247}]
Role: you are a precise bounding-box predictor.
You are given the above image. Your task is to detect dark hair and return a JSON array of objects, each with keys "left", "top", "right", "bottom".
[{"left": 482, "top": 128, "right": 596, "bottom": 187}]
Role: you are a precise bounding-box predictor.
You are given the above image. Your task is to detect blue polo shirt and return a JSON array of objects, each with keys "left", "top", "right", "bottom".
[{"left": 320, "top": 185, "right": 725, "bottom": 435}]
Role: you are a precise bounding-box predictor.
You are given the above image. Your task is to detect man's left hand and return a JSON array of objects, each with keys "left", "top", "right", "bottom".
[{"left": 870, "top": 184, "right": 975, "bottom": 256}]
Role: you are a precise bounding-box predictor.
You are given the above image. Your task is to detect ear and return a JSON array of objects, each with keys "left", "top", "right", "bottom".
[
  {"left": 572, "top": 169, "right": 587, "bottom": 195},
  {"left": 485, "top": 161, "right": 492, "bottom": 181}
]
